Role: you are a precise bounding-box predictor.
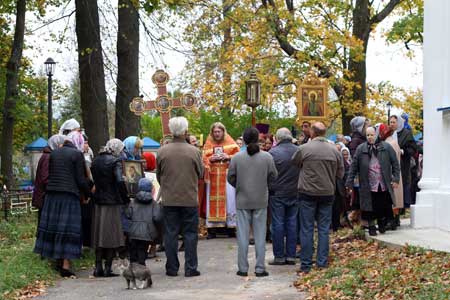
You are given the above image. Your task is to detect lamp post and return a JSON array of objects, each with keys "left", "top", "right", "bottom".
[
  {"left": 44, "top": 58, "right": 56, "bottom": 138},
  {"left": 386, "top": 101, "right": 393, "bottom": 123},
  {"left": 245, "top": 71, "right": 261, "bottom": 127}
]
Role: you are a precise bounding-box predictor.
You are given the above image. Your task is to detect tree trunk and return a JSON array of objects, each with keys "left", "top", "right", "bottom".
[
  {"left": 342, "top": 0, "right": 371, "bottom": 134},
  {"left": 0, "top": 0, "right": 26, "bottom": 188},
  {"left": 115, "top": 0, "right": 140, "bottom": 140},
  {"left": 75, "top": 0, "right": 109, "bottom": 154}
]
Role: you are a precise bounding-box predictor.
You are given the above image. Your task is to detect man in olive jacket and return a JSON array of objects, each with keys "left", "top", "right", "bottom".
[
  {"left": 156, "top": 117, "right": 203, "bottom": 277},
  {"left": 292, "top": 122, "right": 344, "bottom": 273}
]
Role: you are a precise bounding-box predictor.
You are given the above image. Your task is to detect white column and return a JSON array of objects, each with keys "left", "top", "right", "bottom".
[{"left": 412, "top": 0, "right": 450, "bottom": 231}]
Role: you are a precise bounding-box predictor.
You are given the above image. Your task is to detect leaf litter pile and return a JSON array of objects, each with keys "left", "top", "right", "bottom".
[{"left": 294, "top": 228, "right": 450, "bottom": 300}]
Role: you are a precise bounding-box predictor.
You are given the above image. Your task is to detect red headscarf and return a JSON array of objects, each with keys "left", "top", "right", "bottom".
[
  {"left": 142, "top": 152, "right": 156, "bottom": 171},
  {"left": 378, "top": 123, "right": 393, "bottom": 141}
]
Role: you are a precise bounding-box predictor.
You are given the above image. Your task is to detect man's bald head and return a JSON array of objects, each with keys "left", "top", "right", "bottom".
[{"left": 311, "top": 122, "right": 327, "bottom": 138}]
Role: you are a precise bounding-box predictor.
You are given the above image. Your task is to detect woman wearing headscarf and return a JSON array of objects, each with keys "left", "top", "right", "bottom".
[
  {"left": 32, "top": 135, "right": 66, "bottom": 225},
  {"left": 348, "top": 116, "right": 369, "bottom": 156},
  {"left": 59, "top": 118, "right": 81, "bottom": 135},
  {"left": 123, "top": 136, "right": 144, "bottom": 160},
  {"left": 379, "top": 124, "right": 403, "bottom": 229},
  {"left": 389, "top": 115, "right": 417, "bottom": 209},
  {"left": 34, "top": 132, "right": 92, "bottom": 277},
  {"left": 346, "top": 127, "right": 400, "bottom": 236},
  {"left": 91, "top": 139, "right": 129, "bottom": 277},
  {"left": 347, "top": 116, "right": 370, "bottom": 219}
]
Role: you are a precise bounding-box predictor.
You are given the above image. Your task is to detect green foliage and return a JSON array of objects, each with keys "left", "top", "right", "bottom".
[
  {"left": 386, "top": 0, "right": 424, "bottom": 48},
  {"left": 141, "top": 113, "right": 162, "bottom": 142},
  {"left": 139, "top": 108, "right": 296, "bottom": 142},
  {"left": 57, "top": 76, "right": 82, "bottom": 126}
]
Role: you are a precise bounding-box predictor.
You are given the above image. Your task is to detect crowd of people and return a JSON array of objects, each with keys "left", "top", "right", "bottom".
[{"left": 31, "top": 112, "right": 422, "bottom": 281}]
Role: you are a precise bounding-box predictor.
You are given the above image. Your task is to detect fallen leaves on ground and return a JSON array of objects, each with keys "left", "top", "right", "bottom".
[
  {"left": 5, "top": 280, "right": 49, "bottom": 299},
  {"left": 294, "top": 229, "right": 450, "bottom": 300}
]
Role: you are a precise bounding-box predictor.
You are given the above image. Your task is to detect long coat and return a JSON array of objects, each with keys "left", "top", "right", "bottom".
[
  {"left": 346, "top": 142, "right": 400, "bottom": 212},
  {"left": 397, "top": 128, "right": 417, "bottom": 185},
  {"left": 385, "top": 136, "right": 404, "bottom": 209}
]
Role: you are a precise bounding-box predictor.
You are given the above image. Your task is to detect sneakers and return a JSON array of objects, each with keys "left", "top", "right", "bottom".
[
  {"left": 368, "top": 226, "right": 377, "bottom": 236},
  {"left": 236, "top": 271, "right": 248, "bottom": 277}
]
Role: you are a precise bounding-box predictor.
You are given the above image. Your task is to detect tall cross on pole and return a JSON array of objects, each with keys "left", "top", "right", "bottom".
[{"left": 129, "top": 70, "right": 196, "bottom": 137}]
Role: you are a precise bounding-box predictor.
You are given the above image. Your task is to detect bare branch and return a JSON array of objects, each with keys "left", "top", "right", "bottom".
[
  {"left": 30, "top": 10, "right": 76, "bottom": 33},
  {"left": 370, "top": 0, "right": 402, "bottom": 25}
]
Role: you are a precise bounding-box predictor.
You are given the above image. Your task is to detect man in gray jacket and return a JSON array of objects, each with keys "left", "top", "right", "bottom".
[
  {"left": 227, "top": 127, "right": 278, "bottom": 277},
  {"left": 292, "top": 122, "right": 344, "bottom": 273},
  {"left": 157, "top": 117, "right": 203, "bottom": 277}
]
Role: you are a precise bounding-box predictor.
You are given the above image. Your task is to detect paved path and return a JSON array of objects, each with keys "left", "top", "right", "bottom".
[
  {"left": 37, "top": 239, "right": 306, "bottom": 300},
  {"left": 371, "top": 219, "right": 450, "bottom": 253}
]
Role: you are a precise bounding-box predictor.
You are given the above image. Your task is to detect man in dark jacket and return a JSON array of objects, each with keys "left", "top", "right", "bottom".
[
  {"left": 268, "top": 128, "right": 299, "bottom": 265},
  {"left": 157, "top": 117, "right": 203, "bottom": 277},
  {"left": 292, "top": 122, "right": 344, "bottom": 273}
]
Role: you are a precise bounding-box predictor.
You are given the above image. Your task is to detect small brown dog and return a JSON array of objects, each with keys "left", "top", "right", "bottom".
[{"left": 122, "top": 263, "right": 152, "bottom": 289}]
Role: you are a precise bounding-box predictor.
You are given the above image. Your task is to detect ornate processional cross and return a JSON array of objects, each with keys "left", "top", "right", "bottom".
[{"left": 129, "top": 69, "right": 196, "bottom": 137}]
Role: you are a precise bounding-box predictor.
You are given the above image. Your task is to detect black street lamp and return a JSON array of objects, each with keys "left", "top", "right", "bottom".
[
  {"left": 245, "top": 71, "right": 261, "bottom": 127},
  {"left": 44, "top": 57, "right": 56, "bottom": 138},
  {"left": 386, "top": 101, "right": 393, "bottom": 123}
]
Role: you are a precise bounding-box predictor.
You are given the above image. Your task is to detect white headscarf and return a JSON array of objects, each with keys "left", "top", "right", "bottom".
[
  {"left": 106, "top": 138, "right": 125, "bottom": 157},
  {"left": 59, "top": 118, "right": 81, "bottom": 135},
  {"left": 48, "top": 134, "right": 66, "bottom": 150}
]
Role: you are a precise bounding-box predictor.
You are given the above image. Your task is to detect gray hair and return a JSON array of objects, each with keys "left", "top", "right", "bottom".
[
  {"left": 169, "top": 117, "right": 189, "bottom": 137},
  {"left": 275, "top": 128, "right": 293, "bottom": 142}
]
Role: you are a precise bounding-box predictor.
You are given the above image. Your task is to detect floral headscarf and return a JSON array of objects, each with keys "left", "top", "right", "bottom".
[
  {"left": 105, "top": 138, "right": 125, "bottom": 157},
  {"left": 65, "top": 131, "right": 84, "bottom": 152}
]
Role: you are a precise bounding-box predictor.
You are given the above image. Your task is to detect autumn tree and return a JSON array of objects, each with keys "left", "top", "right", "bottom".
[
  {"left": 172, "top": 0, "right": 421, "bottom": 133},
  {"left": 1, "top": 0, "right": 26, "bottom": 188}
]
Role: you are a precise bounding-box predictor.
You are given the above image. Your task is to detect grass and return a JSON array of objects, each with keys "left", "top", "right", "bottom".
[
  {"left": 295, "top": 228, "right": 450, "bottom": 300},
  {"left": 0, "top": 214, "right": 94, "bottom": 299}
]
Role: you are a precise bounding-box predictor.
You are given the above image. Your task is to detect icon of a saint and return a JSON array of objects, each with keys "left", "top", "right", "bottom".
[{"left": 303, "top": 90, "right": 324, "bottom": 117}]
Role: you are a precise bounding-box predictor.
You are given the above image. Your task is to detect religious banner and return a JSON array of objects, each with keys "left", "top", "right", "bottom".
[
  {"left": 129, "top": 69, "right": 197, "bottom": 137},
  {"left": 296, "top": 70, "right": 328, "bottom": 124}
]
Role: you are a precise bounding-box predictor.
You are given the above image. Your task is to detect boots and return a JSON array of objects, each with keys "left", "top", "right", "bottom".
[
  {"left": 368, "top": 220, "right": 377, "bottom": 236},
  {"left": 378, "top": 218, "right": 387, "bottom": 234},
  {"left": 103, "top": 249, "right": 119, "bottom": 277},
  {"left": 104, "top": 259, "right": 119, "bottom": 277},
  {"left": 93, "top": 260, "right": 104, "bottom": 277},
  {"left": 93, "top": 249, "right": 104, "bottom": 277}
]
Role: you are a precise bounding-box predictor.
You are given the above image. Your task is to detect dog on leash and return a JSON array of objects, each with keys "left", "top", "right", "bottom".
[{"left": 122, "top": 262, "right": 152, "bottom": 289}]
